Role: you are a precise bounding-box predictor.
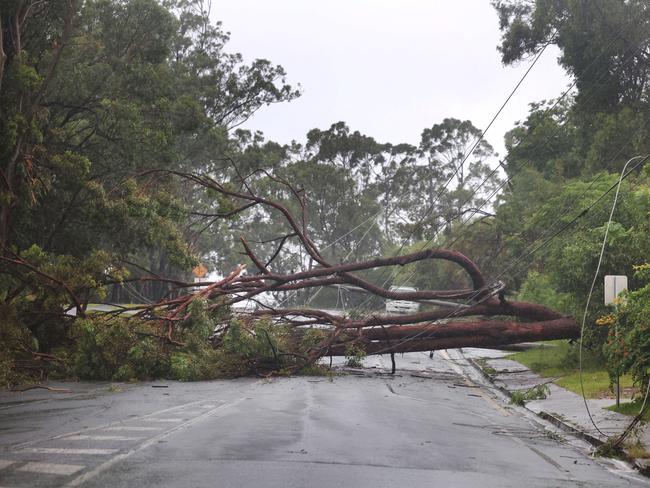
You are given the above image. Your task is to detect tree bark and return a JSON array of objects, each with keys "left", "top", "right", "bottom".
[{"left": 327, "top": 318, "right": 578, "bottom": 355}]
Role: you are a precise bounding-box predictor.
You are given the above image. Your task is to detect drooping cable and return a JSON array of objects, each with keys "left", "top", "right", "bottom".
[{"left": 577, "top": 154, "right": 650, "bottom": 437}]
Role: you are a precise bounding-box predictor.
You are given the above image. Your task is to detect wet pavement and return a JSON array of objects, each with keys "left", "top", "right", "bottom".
[
  {"left": 0, "top": 352, "right": 648, "bottom": 487},
  {"left": 461, "top": 346, "right": 650, "bottom": 470}
]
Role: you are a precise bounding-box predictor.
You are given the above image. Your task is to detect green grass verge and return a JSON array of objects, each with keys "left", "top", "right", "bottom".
[
  {"left": 507, "top": 340, "right": 634, "bottom": 399},
  {"left": 556, "top": 370, "right": 634, "bottom": 399},
  {"left": 606, "top": 399, "right": 650, "bottom": 421}
]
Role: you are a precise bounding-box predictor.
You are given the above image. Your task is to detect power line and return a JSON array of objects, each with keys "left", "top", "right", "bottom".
[
  {"left": 385, "top": 33, "right": 559, "bottom": 261},
  {"left": 494, "top": 155, "right": 649, "bottom": 284},
  {"left": 360, "top": 156, "right": 648, "bottom": 358},
  {"left": 344, "top": 40, "right": 564, "bottom": 313},
  {"left": 285, "top": 29, "right": 562, "bottom": 313},
  {"left": 358, "top": 23, "right": 650, "bottom": 311},
  {"left": 577, "top": 154, "right": 650, "bottom": 436},
  {"left": 255, "top": 8, "right": 646, "bottom": 324}
]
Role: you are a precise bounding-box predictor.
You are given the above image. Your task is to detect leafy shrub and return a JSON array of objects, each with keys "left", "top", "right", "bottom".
[
  {"left": 169, "top": 351, "right": 218, "bottom": 381},
  {"left": 604, "top": 264, "right": 650, "bottom": 395},
  {"left": 344, "top": 343, "right": 367, "bottom": 368},
  {"left": 510, "top": 384, "right": 550, "bottom": 406},
  {"left": 219, "top": 319, "right": 297, "bottom": 376},
  {"left": 70, "top": 316, "right": 170, "bottom": 381},
  {"left": 0, "top": 305, "right": 43, "bottom": 386},
  {"left": 517, "top": 271, "right": 574, "bottom": 315}
]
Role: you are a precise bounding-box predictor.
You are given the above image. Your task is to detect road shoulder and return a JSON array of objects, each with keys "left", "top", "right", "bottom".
[{"left": 460, "top": 347, "right": 650, "bottom": 475}]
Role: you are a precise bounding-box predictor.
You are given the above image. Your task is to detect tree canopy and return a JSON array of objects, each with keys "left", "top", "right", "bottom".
[{"left": 1, "top": 0, "right": 649, "bottom": 384}]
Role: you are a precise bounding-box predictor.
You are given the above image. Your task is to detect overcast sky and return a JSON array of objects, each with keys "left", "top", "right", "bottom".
[{"left": 210, "top": 0, "right": 571, "bottom": 158}]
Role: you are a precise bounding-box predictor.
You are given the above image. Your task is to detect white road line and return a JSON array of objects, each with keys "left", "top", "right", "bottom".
[
  {"left": 22, "top": 448, "right": 118, "bottom": 455},
  {"left": 12, "top": 396, "right": 226, "bottom": 449},
  {"left": 441, "top": 349, "right": 511, "bottom": 417},
  {"left": 65, "top": 396, "right": 248, "bottom": 487},
  {"left": 0, "top": 460, "right": 15, "bottom": 470},
  {"left": 64, "top": 435, "right": 144, "bottom": 441},
  {"left": 140, "top": 417, "right": 184, "bottom": 423},
  {"left": 102, "top": 426, "right": 160, "bottom": 432},
  {"left": 18, "top": 462, "right": 85, "bottom": 475}
]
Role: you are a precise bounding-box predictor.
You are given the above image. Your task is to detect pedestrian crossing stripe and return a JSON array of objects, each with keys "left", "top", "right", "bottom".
[
  {"left": 65, "top": 435, "right": 144, "bottom": 441},
  {"left": 22, "top": 447, "right": 118, "bottom": 455},
  {"left": 18, "top": 462, "right": 85, "bottom": 475},
  {"left": 141, "top": 417, "right": 184, "bottom": 422}
]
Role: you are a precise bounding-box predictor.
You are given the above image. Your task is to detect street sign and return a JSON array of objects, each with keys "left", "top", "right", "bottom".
[{"left": 604, "top": 275, "right": 628, "bottom": 306}]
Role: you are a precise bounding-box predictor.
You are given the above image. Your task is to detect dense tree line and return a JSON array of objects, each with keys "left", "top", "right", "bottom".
[{"left": 0, "top": 0, "right": 649, "bottom": 383}]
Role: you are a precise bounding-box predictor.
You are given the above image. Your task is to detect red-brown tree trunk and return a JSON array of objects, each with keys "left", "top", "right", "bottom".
[{"left": 326, "top": 318, "right": 578, "bottom": 355}]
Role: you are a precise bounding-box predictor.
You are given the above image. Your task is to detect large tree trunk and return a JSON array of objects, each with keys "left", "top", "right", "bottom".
[{"left": 326, "top": 317, "right": 578, "bottom": 355}]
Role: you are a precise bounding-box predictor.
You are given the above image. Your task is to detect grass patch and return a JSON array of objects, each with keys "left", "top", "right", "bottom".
[
  {"left": 509, "top": 340, "right": 574, "bottom": 377},
  {"left": 606, "top": 398, "right": 650, "bottom": 421},
  {"left": 626, "top": 445, "right": 650, "bottom": 459},
  {"left": 508, "top": 340, "right": 634, "bottom": 399},
  {"left": 557, "top": 370, "right": 634, "bottom": 399},
  {"left": 475, "top": 358, "right": 497, "bottom": 377}
]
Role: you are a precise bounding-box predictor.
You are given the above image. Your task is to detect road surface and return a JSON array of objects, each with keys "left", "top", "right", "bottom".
[{"left": 0, "top": 351, "right": 647, "bottom": 487}]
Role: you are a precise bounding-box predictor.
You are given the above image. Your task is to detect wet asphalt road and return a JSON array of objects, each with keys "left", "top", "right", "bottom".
[{"left": 0, "top": 351, "right": 648, "bottom": 488}]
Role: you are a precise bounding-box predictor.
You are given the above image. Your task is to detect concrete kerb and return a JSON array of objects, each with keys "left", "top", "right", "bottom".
[{"left": 459, "top": 349, "right": 650, "bottom": 476}]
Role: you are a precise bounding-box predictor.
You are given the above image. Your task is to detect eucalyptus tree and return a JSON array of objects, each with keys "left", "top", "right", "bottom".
[
  {"left": 493, "top": 0, "right": 650, "bottom": 114},
  {"left": 0, "top": 0, "right": 300, "bottom": 352},
  {"left": 398, "top": 118, "right": 499, "bottom": 241}
]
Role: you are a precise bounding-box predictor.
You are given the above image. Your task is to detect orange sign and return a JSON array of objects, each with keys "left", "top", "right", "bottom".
[{"left": 192, "top": 263, "right": 208, "bottom": 278}]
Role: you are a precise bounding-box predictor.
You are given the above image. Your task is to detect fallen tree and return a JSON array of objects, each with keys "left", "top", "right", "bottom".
[
  {"left": 119, "top": 169, "right": 580, "bottom": 372},
  {"left": 1, "top": 168, "right": 580, "bottom": 382}
]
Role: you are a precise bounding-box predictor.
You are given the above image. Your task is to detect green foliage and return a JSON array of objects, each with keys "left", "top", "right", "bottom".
[
  {"left": 344, "top": 343, "right": 367, "bottom": 368},
  {"left": 517, "top": 271, "right": 574, "bottom": 315},
  {"left": 495, "top": 169, "right": 650, "bottom": 361},
  {"left": 184, "top": 299, "right": 220, "bottom": 347},
  {"left": 604, "top": 265, "right": 650, "bottom": 395},
  {"left": 219, "top": 320, "right": 297, "bottom": 375},
  {"left": 510, "top": 384, "right": 550, "bottom": 406},
  {"left": 493, "top": 0, "right": 650, "bottom": 113},
  {"left": 509, "top": 341, "right": 634, "bottom": 398},
  {"left": 66, "top": 301, "right": 255, "bottom": 382},
  {"left": 300, "top": 328, "right": 330, "bottom": 352},
  {"left": 606, "top": 398, "right": 650, "bottom": 422},
  {"left": 69, "top": 317, "right": 169, "bottom": 381},
  {"left": 0, "top": 0, "right": 304, "bottom": 382},
  {"left": 297, "top": 364, "right": 334, "bottom": 377},
  {"left": 169, "top": 349, "right": 219, "bottom": 382},
  {"left": 0, "top": 305, "right": 36, "bottom": 387},
  {"left": 2, "top": 0, "right": 649, "bottom": 384},
  {"left": 595, "top": 440, "right": 624, "bottom": 459}
]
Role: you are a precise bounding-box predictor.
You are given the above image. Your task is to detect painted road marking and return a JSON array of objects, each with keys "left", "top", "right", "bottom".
[
  {"left": 18, "top": 462, "right": 85, "bottom": 475},
  {"left": 22, "top": 448, "right": 118, "bottom": 455},
  {"left": 141, "top": 417, "right": 184, "bottom": 423},
  {"left": 65, "top": 435, "right": 144, "bottom": 441},
  {"left": 11, "top": 396, "right": 222, "bottom": 450},
  {"left": 0, "top": 460, "right": 15, "bottom": 470},
  {"left": 64, "top": 396, "right": 249, "bottom": 487},
  {"left": 440, "top": 349, "right": 511, "bottom": 416},
  {"left": 102, "top": 426, "right": 160, "bottom": 432}
]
